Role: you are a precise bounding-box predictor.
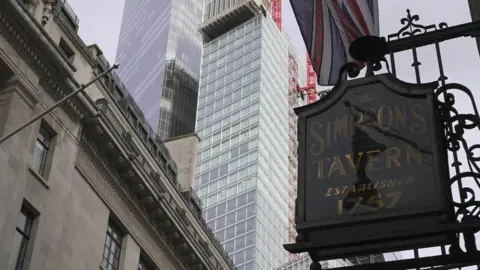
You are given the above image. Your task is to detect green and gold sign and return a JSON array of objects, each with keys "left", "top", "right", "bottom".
[
  {"left": 306, "top": 88, "right": 436, "bottom": 221},
  {"left": 289, "top": 74, "right": 454, "bottom": 259}
]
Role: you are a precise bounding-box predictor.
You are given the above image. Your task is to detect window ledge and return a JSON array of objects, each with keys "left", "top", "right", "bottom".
[{"left": 28, "top": 167, "right": 49, "bottom": 189}]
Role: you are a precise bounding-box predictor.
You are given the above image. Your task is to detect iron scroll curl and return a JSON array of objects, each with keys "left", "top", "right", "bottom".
[
  {"left": 390, "top": 9, "right": 448, "bottom": 39},
  {"left": 434, "top": 83, "right": 480, "bottom": 253}
]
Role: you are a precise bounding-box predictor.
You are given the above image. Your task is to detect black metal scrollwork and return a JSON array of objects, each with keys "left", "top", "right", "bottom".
[
  {"left": 388, "top": 9, "right": 448, "bottom": 40},
  {"left": 387, "top": 10, "right": 449, "bottom": 83},
  {"left": 304, "top": 7, "right": 480, "bottom": 268},
  {"left": 435, "top": 83, "right": 480, "bottom": 253},
  {"left": 336, "top": 62, "right": 360, "bottom": 83},
  {"left": 337, "top": 59, "right": 389, "bottom": 83}
]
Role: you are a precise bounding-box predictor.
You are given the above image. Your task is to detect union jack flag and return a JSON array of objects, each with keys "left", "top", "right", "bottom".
[{"left": 290, "top": 0, "right": 380, "bottom": 86}]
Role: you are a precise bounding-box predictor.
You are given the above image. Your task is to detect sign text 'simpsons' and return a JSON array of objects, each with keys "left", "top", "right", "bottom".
[
  {"left": 302, "top": 80, "right": 445, "bottom": 223},
  {"left": 287, "top": 60, "right": 453, "bottom": 262}
]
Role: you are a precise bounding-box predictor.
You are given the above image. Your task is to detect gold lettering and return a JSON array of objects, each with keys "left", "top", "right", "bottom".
[
  {"left": 312, "top": 158, "right": 329, "bottom": 179},
  {"left": 338, "top": 197, "right": 364, "bottom": 215},
  {"left": 394, "top": 104, "right": 407, "bottom": 130},
  {"left": 333, "top": 115, "right": 348, "bottom": 142},
  {"left": 344, "top": 152, "right": 364, "bottom": 174},
  {"left": 378, "top": 180, "right": 387, "bottom": 189},
  {"left": 368, "top": 194, "right": 384, "bottom": 209},
  {"left": 387, "top": 178, "right": 397, "bottom": 188},
  {"left": 386, "top": 147, "right": 401, "bottom": 168},
  {"left": 385, "top": 191, "right": 402, "bottom": 208},
  {"left": 367, "top": 150, "right": 381, "bottom": 171},
  {"left": 367, "top": 182, "right": 374, "bottom": 190},
  {"left": 378, "top": 105, "right": 393, "bottom": 130},
  {"left": 309, "top": 122, "right": 325, "bottom": 156},
  {"left": 313, "top": 145, "right": 425, "bottom": 179},
  {"left": 326, "top": 120, "right": 332, "bottom": 147},
  {"left": 406, "top": 145, "right": 422, "bottom": 165},
  {"left": 410, "top": 104, "right": 427, "bottom": 134},
  {"left": 324, "top": 177, "right": 415, "bottom": 197},
  {"left": 311, "top": 104, "right": 429, "bottom": 158},
  {"left": 328, "top": 156, "right": 347, "bottom": 178},
  {"left": 337, "top": 192, "right": 401, "bottom": 215}
]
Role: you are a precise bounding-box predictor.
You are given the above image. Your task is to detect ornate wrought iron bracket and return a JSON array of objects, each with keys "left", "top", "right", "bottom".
[
  {"left": 303, "top": 9, "right": 480, "bottom": 269},
  {"left": 340, "top": 8, "right": 480, "bottom": 82},
  {"left": 435, "top": 82, "right": 480, "bottom": 255}
]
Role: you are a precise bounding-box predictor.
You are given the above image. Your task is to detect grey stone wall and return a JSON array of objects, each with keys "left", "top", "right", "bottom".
[
  {"left": 0, "top": 1, "right": 233, "bottom": 269},
  {"left": 164, "top": 133, "right": 200, "bottom": 191}
]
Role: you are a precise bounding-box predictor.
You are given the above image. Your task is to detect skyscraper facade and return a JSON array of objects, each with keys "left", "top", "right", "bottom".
[
  {"left": 194, "top": 1, "right": 294, "bottom": 269},
  {"left": 276, "top": 254, "right": 354, "bottom": 270},
  {"left": 115, "top": 0, "right": 203, "bottom": 140}
]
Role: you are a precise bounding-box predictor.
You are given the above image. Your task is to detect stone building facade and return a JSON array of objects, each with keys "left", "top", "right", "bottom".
[{"left": 0, "top": 0, "right": 233, "bottom": 269}]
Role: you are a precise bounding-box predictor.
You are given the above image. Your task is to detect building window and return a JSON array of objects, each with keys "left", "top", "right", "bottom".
[
  {"left": 32, "top": 126, "right": 52, "bottom": 176},
  {"left": 58, "top": 37, "right": 75, "bottom": 63},
  {"left": 138, "top": 257, "right": 152, "bottom": 270},
  {"left": 9, "top": 206, "right": 35, "bottom": 270},
  {"left": 102, "top": 222, "right": 123, "bottom": 270}
]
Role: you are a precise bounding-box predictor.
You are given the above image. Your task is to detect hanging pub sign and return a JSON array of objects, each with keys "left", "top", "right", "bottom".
[{"left": 284, "top": 73, "right": 455, "bottom": 260}]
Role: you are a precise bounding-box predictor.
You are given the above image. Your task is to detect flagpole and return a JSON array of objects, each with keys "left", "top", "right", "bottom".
[{"left": 0, "top": 64, "right": 119, "bottom": 144}]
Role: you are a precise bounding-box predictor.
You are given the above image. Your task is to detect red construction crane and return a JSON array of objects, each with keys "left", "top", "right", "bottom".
[
  {"left": 271, "top": 0, "right": 318, "bottom": 104},
  {"left": 272, "top": 0, "right": 282, "bottom": 31},
  {"left": 297, "top": 53, "right": 318, "bottom": 104},
  {"left": 270, "top": 0, "right": 318, "bottom": 262}
]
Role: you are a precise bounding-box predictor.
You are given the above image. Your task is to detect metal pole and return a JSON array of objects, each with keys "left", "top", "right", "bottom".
[{"left": 0, "top": 64, "right": 119, "bottom": 144}]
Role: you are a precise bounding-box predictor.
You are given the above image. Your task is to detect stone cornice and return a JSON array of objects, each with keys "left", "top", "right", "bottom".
[
  {"left": 94, "top": 79, "right": 179, "bottom": 174},
  {"left": 1, "top": 0, "right": 92, "bottom": 120},
  {"left": 93, "top": 100, "right": 233, "bottom": 269},
  {"left": 0, "top": 73, "right": 81, "bottom": 145},
  {"left": 52, "top": 5, "right": 98, "bottom": 69},
  {"left": 80, "top": 116, "right": 213, "bottom": 269},
  {"left": 1, "top": 75, "right": 39, "bottom": 108},
  {"left": 75, "top": 140, "right": 184, "bottom": 270}
]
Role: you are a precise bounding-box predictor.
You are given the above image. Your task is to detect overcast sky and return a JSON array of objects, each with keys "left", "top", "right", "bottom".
[
  {"left": 66, "top": 0, "right": 480, "bottom": 84},
  {"left": 66, "top": 0, "right": 480, "bottom": 268}
]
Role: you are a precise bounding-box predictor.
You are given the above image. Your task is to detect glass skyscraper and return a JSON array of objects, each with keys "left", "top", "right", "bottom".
[
  {"left": 115, "top": 0, "right": 203, "bottom": 140},
  {"left": 276, "top": 254, "right": 354, "bottom": 270},
  {"left": 194, "top": 2, "right": 293, "bottom": 269},
  {"left": 275, "top": 253, "right": 404, "bottom": 270}
]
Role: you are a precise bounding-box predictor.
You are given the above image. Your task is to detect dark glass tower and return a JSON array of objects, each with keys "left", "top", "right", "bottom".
[{"left": 115, "top": 0, "right": 203, "bottom": 140}]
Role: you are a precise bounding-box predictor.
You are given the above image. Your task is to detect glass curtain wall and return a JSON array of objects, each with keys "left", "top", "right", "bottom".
[
  {"left": 115, "top": 0, "right": 203, "bottom": 140},
  {"left": 195, "top": 15, "right": 291, "bottom": 270}
]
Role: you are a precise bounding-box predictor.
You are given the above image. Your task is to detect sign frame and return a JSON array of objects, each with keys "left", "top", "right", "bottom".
[{"left": 290, "top": 73, "right": 455, "bottom": 259}]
